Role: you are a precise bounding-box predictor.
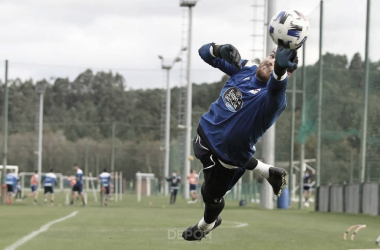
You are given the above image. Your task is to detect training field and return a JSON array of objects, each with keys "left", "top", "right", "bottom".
[{"left": 1, "top": 194, "right": 380, "bottom": 250}]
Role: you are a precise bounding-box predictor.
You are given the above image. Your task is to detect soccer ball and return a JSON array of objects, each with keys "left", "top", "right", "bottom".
[{"left": 269, "top": 9, "right": 309, "bottom": 49}]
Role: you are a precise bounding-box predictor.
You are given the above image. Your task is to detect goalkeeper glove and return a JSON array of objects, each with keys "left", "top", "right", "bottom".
[
  {"left": 274, "top": 47, "right": 298, "bottom": 79},
  {"left": 211, "top": 43, "right": 242, "bottom": 70}
]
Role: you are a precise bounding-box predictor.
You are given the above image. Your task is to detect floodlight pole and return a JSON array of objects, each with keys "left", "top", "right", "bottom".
[
  {"left": 260, "top": 0, "right": 276, "bottom": 210},
  {"left": 359, "top": 0, "right": 371, "bottom": 183},
  {"left": 36, "top": 84, "right": 45, "bottom": 190},
  {"left": 316, "top": 0, "right": 324, "bottom": 187},
  {"left": 111, "top": 122, "right": 115, "bottom": 173},
  {"left": 180, "top": 0, "right": 196, "bottom": 200},
  {"left": 1, "top": 60, "right": 8, "bottom": 205},
  {"left": 158, "top": 55, "right": 181, "bottom": 196}
]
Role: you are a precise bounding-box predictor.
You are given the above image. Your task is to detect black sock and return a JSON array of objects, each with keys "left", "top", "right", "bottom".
[{"left": 204, "top": 199, "right": 225, "bottom": 224}]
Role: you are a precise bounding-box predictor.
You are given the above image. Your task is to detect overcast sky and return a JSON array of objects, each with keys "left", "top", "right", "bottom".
[{"left": 0, "top": 0, "right": 374, "bottom": 89}]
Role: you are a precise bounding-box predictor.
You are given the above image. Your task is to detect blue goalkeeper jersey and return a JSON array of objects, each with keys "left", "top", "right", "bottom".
[
  {"left": 43, "top": 173, "right": 57, "bottom": 187},
  {"left": 197, "top": 43, "right": 288, "bottom": 167},
  {"left": 99, "top": 172, "right": 111, "bottom": 187}
]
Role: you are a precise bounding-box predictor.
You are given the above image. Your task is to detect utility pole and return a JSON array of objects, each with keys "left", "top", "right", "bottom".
[
  {"left": 158, "top": 54, "right": 182, "bottom": 196},
  {"left": 260, "top": 0, "right": 276, "bottom": 210},
  {"left": 111, "top": 122, "right": 115, "bottom": 173},
  {"left": 180, "top": 0, "right": 197, "bottom": 199},
  {"left": 36, "top": 83, "right": 46, "bottom": 190},
  {"left": 1, "top": 60, "right": 9, "bottom": 205},
  {"left": 316, "top": 0, "right": 324, "bottom": 187},
  {"left": 359, "top": 0, "right": 371, "bottom": 183}
]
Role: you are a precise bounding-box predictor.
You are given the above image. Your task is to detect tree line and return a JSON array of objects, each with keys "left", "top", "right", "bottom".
[{"left": 0, "top": 52, "right": 378, "bottom": 185}]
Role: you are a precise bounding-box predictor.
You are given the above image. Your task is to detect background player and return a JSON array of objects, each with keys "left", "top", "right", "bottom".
[
  {"left": 70, "top": 164, "right": 86, "bottom": 206},
  {"left": 23, "top": 170, "right": 39, "bottom": 204},
  {"left": 187, "top": 169, "right": 199, "bottom": 203},
  {"left": 5, "top": 170, "right": 18, "bottom": 204},
  {"left": 98, "top": 168, "right": 111, "bottom": 206},
  {"left": 303, "top": 169, "right": 315, "bottom": 207},
  {"left": 42, "top": 169, "right": 57, "bottom": 206},
  {"left": 166, "top": 170, "right": 181, "bottom": 205}
]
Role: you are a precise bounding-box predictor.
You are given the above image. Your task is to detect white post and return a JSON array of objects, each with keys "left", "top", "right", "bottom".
[
  {"left": 115, "top": 172, "right": 119, "bottom": 202},
  {"left": 59, "top": 175, "right": 63, "bottom": 191},
  {"left": 21, "top": 174, "right": 25, "bottom": 196},
  {"left": 183, "top": 4, "right": 195, "bottom": 200},
  {"left": 137, "top": 174, "right": 142, "bottom": 202},
  {"left": 120, "top": 172, "right": 123, "bottom": 201},
  {"left": 89, "top": 172, "right": 98, "bottom": 202},
  {"left": 260, "top": 0, "right": 276, "bottom": 210},
  {"left": 147, "top": 177, "right": 151, "bottom": 197},
  {"left": 37, "top": 92, "right": 44, "bottom": 190},
  {"left": 164, "top": 69, "right": 171, "bottom": 197}
]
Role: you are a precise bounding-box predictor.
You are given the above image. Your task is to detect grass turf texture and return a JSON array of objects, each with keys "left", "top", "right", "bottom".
[{"left": 1, "top": 194, "right": 379, "bottom": 250}]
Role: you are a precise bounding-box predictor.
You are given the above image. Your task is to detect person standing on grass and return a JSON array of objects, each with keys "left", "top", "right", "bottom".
[
  {"left": 182, "top": 42, "right": 297, "bottom": 241},
  {"left": 303, "top": 169, "right": 315, "bottom": 207},
  {"left": 166, "top": 170, "right": 181, "bottom": 205},
  {"left": 23, "top": 170, "right": 39, "bottom": 204},
  {"left": 5, "top": 170, "right": 18, "bottom": 204},
  {"left": 187, "top": 169, "right": 199, "bottom": 203},
  {"left": 98, "top": 169, "right": 112, "bottom": 206},
  {"left": 70, "top": 164, "right": 86, "bottom": 206},
  {"left": 42, "top": 169, "right": 57, "bottom": 206}
]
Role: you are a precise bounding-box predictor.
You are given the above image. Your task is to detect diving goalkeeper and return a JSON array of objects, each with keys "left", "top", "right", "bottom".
[{"left": 182, "top": 43, "right": 298, "bottom": 241}]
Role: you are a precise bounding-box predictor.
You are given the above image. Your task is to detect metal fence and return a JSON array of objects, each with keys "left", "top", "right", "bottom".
[{"left": 316, "top": 182, "right": 380, "bottom": 215}]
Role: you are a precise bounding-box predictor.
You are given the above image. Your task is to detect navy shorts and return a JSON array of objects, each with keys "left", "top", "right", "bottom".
[
  {"left": 31, "top": 185, "right": 37, "bottom": 192},
  {"left": 303, "top": 185, "right": 311, "bottom": 191},
  {"left": 190, "top": 184, "right": 198, "bottom": 191},
  {"left": 6, "top": 184, "right": 14, "bottom": 193},
  {"left": 72, "top": 183, "right": 83, "bottom": 194},
  {"left": 44, "top": 186, "right": 54, "bottom": 194},
  {"left": 193, "top": 135, "right": 237, "bottom": 202},
  {"left": 103, "top": 186, "right": 110, "bottom": 195}
]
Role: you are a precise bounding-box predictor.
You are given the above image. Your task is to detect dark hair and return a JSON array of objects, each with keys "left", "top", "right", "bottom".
[
  {"left": 50, "top": 168, "right": 54, "bottom": 172},
  {"left": 103, "top": 168, "right": 107, "bottom": 172},
  {"left": 34, "top": 170, "right": 38, "bottom": 173},
  {"left": 73, "top": 164, "right": 78, "bottom": 167}
]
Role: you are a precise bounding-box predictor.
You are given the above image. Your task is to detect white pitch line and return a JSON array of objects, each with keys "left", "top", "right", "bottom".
[{"left": 4, "top": 211, "right": 79, "bottom": 250}]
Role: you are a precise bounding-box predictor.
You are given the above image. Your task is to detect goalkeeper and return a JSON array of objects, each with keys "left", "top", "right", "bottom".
[{"left": 182, "top": 43, "right": 298, "bottom": 241}]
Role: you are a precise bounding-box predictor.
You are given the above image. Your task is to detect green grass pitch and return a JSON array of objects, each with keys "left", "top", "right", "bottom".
[{"left": 1, "top": 193, "right": 379, "bottom": 250}]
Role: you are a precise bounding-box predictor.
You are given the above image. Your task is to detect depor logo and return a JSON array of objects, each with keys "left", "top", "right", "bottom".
[{"left": 222, "top": 87, "right": 243, "bottom": 112}]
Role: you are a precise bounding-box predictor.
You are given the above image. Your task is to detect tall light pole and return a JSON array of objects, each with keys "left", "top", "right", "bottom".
[
  {"left": 1, "top": 60, "right": 9, "bottom": 205},
  {"left": 180, "top": 0, "right": 197, "bottom": 199},
  {"left": 158, "top": 54, "right": 182, "bottom": 196},
  {"left": 359, "top": 0, "right": 371, "bottom": 183},
  {"left": 36, "top": 83, "right": 46, "bottom": 190},
  {"left": 261, "top": 0, "right": 276, "bottom": 210}
]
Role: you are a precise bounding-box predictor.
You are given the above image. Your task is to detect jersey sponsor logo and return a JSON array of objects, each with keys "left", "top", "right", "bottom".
[
  {"left": 249, "top": 88, "right": 261, "bottom": 95},
  {"left": 222, "top": 87, "right": 243, "bottom": 112}
]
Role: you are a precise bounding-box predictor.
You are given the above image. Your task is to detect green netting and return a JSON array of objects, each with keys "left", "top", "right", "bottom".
[{"left": 275, "top": 0, "right": 380, "bottom": 185}]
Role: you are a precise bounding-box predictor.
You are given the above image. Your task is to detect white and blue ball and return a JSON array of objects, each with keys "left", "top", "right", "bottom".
[{"left": 269, "top": 9, "right": 309, "bottom": 50}]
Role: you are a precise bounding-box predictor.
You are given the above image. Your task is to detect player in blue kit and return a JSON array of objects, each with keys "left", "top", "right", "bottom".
[
  {"left": 98, "top": 169, "right": 111, "bottom": 206},
  {"left": 5, "top": 170, "right": 18, "bottom": 204},
  {"left": 43, "top": 169, "right": 57, "bottom": 206},
  {"left": 182, "top": 43, "right": 298, "bottom": 241},
  {"left": 70, "top": 164, "right": 86, "bottom": 206}
]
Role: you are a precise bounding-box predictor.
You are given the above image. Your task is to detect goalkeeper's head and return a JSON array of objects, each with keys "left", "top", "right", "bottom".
[{"left": 256, "top": 48, "right": 298, "bottom": 82}]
